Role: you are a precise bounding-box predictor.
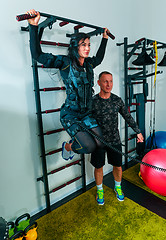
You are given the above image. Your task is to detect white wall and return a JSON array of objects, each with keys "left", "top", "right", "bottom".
[{"left": 1, "top": 0, "right": 166, "bottom": 221}]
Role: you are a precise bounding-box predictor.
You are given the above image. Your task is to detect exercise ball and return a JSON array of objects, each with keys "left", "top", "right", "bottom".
[
  {"left": 140, "top": 149, "right": 166, "bottom": 196},
  {"left": 146, "top": 131, "right": 166, "bottom": 149}
]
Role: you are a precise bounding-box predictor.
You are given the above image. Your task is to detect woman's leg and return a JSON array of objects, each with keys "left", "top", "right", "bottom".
[
  {"left": 90, "top": 126, "right": 104, "bottom": 148},
  {"left": 61, "top": 121, "right": 99, "bottom": 158},
  {"left": 65, "top": 125, "right": 104, "bottom": 154},
  {"left": 60, "top": 108, "right": 103, "bottom": 157},
  {"left": 71, "top": 130, "right": 97, "bottom": 154},
  {"left": 71, "top": 126, "right": 104, "bottom": 154}
]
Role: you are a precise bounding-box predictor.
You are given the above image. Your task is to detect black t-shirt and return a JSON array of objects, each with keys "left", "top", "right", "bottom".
[{"left": 91, "top": 93, "right": 141, "bottom": 144}]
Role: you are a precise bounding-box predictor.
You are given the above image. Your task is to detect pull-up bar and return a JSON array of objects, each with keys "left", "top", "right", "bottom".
[
  {"left": 40, "top": 40, "right": 69, "bottom": 47},
  {"left": 39, "top": 86, "right": 66, "bottom": 91},
  {"left": 41, "top": 108, "right": 61, "bottom": 114},
  {"left": 16, "top": 12, "right": 115, "bottom": 40},
  {"left": 37, "top": 159, "right": 81, "bottom": 182},
  {"left": 50, "top": 175, "right": 82, "bottom": 194}
]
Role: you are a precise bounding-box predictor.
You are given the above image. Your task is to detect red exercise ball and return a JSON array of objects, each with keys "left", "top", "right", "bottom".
[{"left": 140, "top": 149, "right": 166, "bottom": 196}]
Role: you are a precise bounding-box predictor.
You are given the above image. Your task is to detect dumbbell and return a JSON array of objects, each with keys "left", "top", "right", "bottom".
[
  {"left": 7, "top": 221, "right": 15, "bottom": 238},
  {"left": 24, "top": 222, "right": 38, "bottom": 240},
  {"left": 9, "top": 230, "right": 24, "bottom": 240},
  {"left": 15, "top": 213, "right": 30, "bottom": 232}
]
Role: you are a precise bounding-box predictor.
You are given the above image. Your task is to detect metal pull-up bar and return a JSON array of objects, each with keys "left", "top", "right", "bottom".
[
  {"left": 40, "top": 40, "right": 69, "bottom": 47},
  {"left": 16, "top": 12, "right": 115, "bottom": 40}
]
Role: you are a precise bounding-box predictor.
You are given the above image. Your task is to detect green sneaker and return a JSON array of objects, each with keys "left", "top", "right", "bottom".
[
  {"left": 114, "top": 186, "right": 124, "bottom": 201},
  {"left": 96, "top": 189, "right": 104, "bottom": 205}
]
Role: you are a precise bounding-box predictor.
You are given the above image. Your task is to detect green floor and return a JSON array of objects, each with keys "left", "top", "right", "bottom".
[{"left": 36, "top": 186, "right": 166, "bottom": 240}]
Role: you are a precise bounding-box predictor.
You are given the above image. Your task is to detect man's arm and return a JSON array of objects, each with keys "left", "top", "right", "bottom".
[{"left": 119, "top": 99, "right": 144, "bottom": 143}]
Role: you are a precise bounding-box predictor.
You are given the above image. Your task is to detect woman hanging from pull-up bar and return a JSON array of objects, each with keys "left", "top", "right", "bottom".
[{"left": 27, "top": 9, "right": 110, "bottom": 160}]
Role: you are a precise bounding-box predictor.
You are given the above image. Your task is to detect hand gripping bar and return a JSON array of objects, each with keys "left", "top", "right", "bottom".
[{"left": 16, "top": 12, "right": 115, "bottom": 40}]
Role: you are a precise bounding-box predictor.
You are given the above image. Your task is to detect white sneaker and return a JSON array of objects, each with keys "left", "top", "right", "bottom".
[
  {"left": 69, "top": 150, "right": 75, "bottom": 160},
  {"left": 62, "top": 142, "right": 75, "bottom": 160}
]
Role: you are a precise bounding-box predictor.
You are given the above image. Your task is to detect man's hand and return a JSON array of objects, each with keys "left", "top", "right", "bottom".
[{"left": 137, "top": 133, "right": 144, "bottom": 143}]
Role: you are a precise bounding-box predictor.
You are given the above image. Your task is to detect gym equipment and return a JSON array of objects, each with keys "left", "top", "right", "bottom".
[
  {"left": 16, "top": 12, "right": 115, "bottom": 40},
  {"left": 153, "top": 41, "right": 158, "bottom": 86},
  {"left": 158, "top": 51, "right": 166, "bottom": 66},
  {"left": 132, "top": 49, "right": 155, "bottom": 66},
  {"left": 146, "top": 131, "right": 157, "bottom": 150},
  {"left": 146, "top": 43, "right": 158, "bottom": 149},
  {"left": 117, "top": 37, "right": 164, "bottom": 168},
  {"left": 146, "top": 131, "right": 166, "bottom": 149},
  {"left": 0, "top": 217, "right": 9, "bottom": 240},
  {"left": 9, "top": 230, "right": 24, "bottom": 240},
  {"left": 24, "top": 222, "right": 38, "bottom": 240},
  {"left": 15, "top": 213, "right": 30, "bottom": 232},
  {"left": 135, "top": 94, "right": 146, "bottom": 155},
  {"left": 7, "top": 221, "right": 15, "bottom": 238},
  {"left": 138, "top": 170, "right": 143, "bottom": 180},
  {"left": 140, "top": 149, "right": 166, "bottom": 196}
]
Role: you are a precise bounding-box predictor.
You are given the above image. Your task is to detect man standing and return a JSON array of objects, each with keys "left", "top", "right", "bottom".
[{"left": 91, "top": 71, "right": 144, "bottom": 205}]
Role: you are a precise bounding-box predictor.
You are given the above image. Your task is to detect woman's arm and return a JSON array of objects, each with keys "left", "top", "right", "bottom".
[
  {"left": 27, "top": 9, "right": 63, "bottom": 68},
  {"left": 90, "top": 28, "right": 109, "bottom": 68},
  {"left": 29, "top": 24, "right": 58, "bottom": 67}
]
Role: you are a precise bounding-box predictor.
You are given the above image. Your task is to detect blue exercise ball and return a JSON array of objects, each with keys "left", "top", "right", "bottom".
[{"left": 146, "top": 131, "right": 166, "bottom": 149}]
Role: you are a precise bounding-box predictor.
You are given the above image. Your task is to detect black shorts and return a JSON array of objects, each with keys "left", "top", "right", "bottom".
[{"left": 91, "top": 144, "right": 122, "bottom": 169}]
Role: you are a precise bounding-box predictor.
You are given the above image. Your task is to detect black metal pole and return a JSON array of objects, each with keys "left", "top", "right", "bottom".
[
  {"left": 142, "top": 40, "right": 146, "bottom": 149},
  {"left": 124, "top": 37, "right": 129, "bottom": 169},
  {"left": 81, "top": 154, "right": 86, "bottom": 192},
  {"left": 32, "top": 59, "right": 51, "bottom": 213}
]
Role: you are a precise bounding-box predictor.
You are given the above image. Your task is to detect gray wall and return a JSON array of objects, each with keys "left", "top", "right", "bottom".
[{"left": 1, "top": 0, "right": 166, "bottom": 221}]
